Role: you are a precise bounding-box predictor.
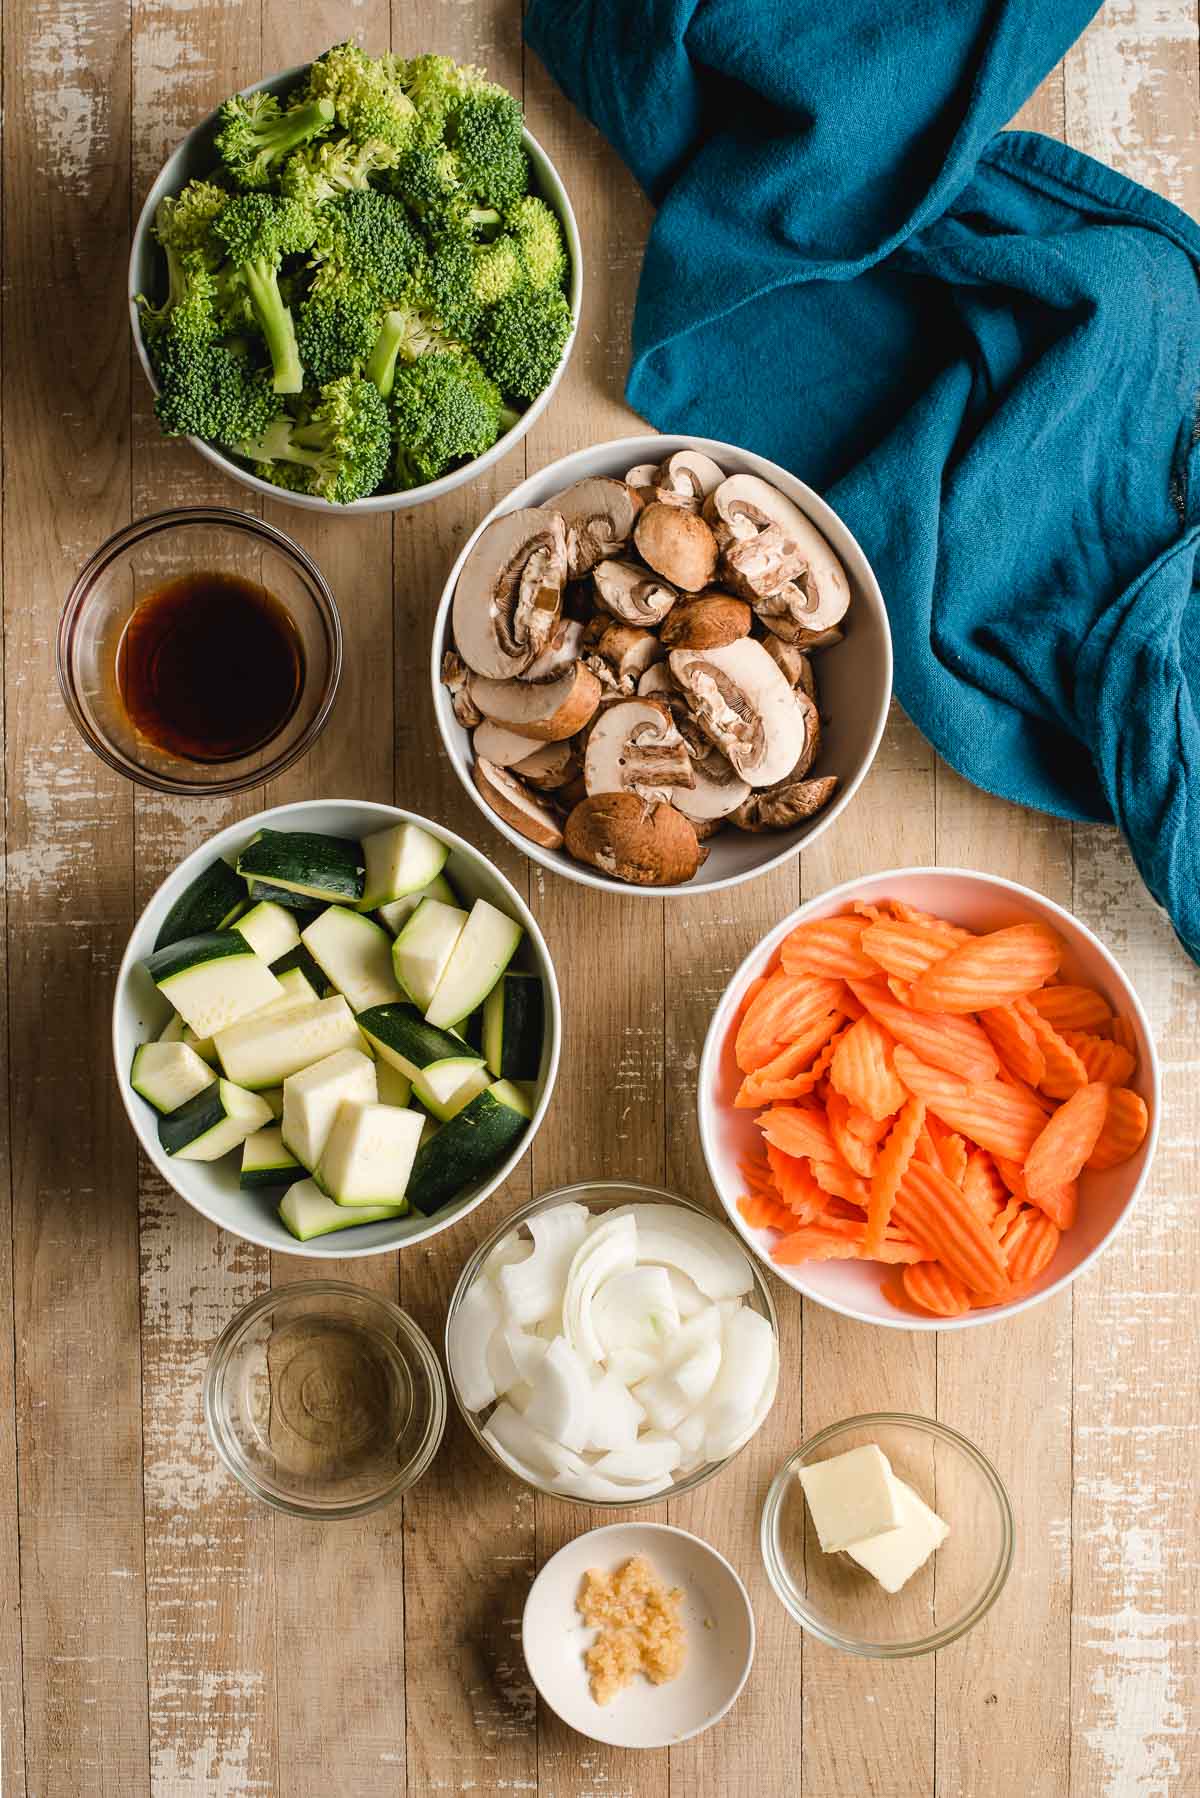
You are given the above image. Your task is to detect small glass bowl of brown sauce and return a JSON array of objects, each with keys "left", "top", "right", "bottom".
[
  {"left": 57, "top": 507, "right": 341, "bottom": 794},
  {"left": 204, "top": 1281, "right": 447, "bottom": 1518}
]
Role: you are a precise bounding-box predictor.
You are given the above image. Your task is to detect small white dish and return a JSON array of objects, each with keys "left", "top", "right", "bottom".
[{"left": 522, "top": 1522, "right": 755, "bottom": 1748}]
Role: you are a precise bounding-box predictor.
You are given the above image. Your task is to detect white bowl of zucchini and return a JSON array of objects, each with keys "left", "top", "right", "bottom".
[{"left": 113, "top": 799, "right": 560, "bottom": 1255}]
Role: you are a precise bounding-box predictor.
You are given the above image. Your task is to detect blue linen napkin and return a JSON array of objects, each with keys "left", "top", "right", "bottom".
[{"left": 525, "top": 0, "right": 1200, "bottom": 962}]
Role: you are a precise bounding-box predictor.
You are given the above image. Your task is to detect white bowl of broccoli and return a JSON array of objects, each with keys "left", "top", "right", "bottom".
[{"left": 129, "top": 47, "right": 582, "bottom": 511}]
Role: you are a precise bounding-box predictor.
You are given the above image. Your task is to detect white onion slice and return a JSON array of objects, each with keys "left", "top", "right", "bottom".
[
  {"left": 672, "top": 1338, "right": 722, "bottom": 1405},
  {"left": 668, "top": 1267, "right": 709, "bottom": 1318},
  {"left": 661, "top": 1304, "right": 722, "bottom": 1367},
  {"left": 703, "top": 1308, "right": 777, "bottom": 1461},
  {"left": 484, "top": 1400, "right": 588, "bottom": 1478},
  {"left": 522, "top": 1335, "right": 594, "bottom": 1452},
  {"left": 605, "top": 1346, "right": 660, "bottom": 1387},
  {"left": 498, "top": 1201, "right": 590, "bottom": 1327},
  {"left": 448, "top": 1280, "right": 502, "bottom": 1412},
  {"left": 593, "top": 1437, "right": 682, "bottom": 1482},
  {"left": 716, "top": 1338, "right": 779, "bottom": 1461},
  {"left": 612, "top": 1203, "right": 753, "bottom": 1299},
  {"left": 482, "top": 1230, "right": 532, "bottom": 1281},
  {"left": 550, "top": 1469, "right": 674, "bottom": 1502},
  {"left": 671, "top": 1411, "right": 707, "bottom": 1474},
  {"left": 563, "top": 1213, "right": 638, "bottom": 1364},
  {"left": 585, "top": 1370, "right": 645, "bottom": 1451},
  {"left": 592, "top": 1264, "right": 679, "bottom": 1357}
]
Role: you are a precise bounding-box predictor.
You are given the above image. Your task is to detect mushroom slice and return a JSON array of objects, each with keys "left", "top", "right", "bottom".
[
  {"left": 511, "top": 738, "right": 581, "bottom": 791},
  {"left": 474, "top": 759, "right": 566, "bottom": 850},
  {"left": 586, "top": 623, "right": 663, "bottom": 695},
  {"left": 659, "top": 592, "right": 752, "bottom": 651},
  {"left": 442, "top": 650, "right": 483, "bottom": 729},
  {"left": 790, "top": 623, "right": 845, "bottom": 652},
  {"left": 633, "top": 504, "right": 719, "bottom": 594},
  {"left": 525, "top": 617, "right": 586, "bottom": 683},
  {"left": 787, "top": 690, "right": 822, "bottom": 780},
  {"left": 636, "top": 663, "right": 677, "bottom": 700},
  {"left": 474, "top": 719, "right": 554, "bottom": 767},
  {"left": 565, "top": 793, "right": 700, "bottom": 886},
  {"left": 592, "top": 559, "right": 678, "bottom": 628},
  {"left": 761, "top": 633, "right": 816, "bottom": 698},
  {"left": 706, "top": 474, "right": 851, "bottom": 639},
  {"left": 452, "top": 508, "right": 568, "bottom": 679},
  {"left": 625, "top": 462, "right": 660, "bottom": 495},
  {"left": 583, "top": 699, "right": 695, "bottom": 804},
  {"left": 730, "top": 775, "right": 839, "bottom": 833},
  {"left": 469, "top": 661, "right": 602, "bottom": 742},
  {"left": 548, "top": 478, "right": 639, "bottom": 578},
  {"left": 668, "top": 638, "right": 808, "bottom": 789},
  {"left": 672, "top": 742, "right": 750, "bottom": 824},
  {"left": 654, "top": 450, "right": 726, "bottom": 509}
]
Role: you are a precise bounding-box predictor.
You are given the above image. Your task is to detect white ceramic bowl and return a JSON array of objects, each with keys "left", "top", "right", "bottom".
[
  {"left": 698, "top": 867, "right": 1160, "bottom": 1329},
  {"left": 128, "top": 66, "right": 582, "bottom": 514},
  {"left": 522, "top": 1522, "right": 755, "bottom": 1747},
  {"left": 432, "top": 434, "right": 893, "bottom": 895},
  {"left": 113, "top": 799, "right": 561, "bottom": 1256}
]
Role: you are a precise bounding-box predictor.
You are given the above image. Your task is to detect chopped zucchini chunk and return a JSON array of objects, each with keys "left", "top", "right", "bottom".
[
  {"left": 131, "top": 1041, "right": 215, "bottom": 1115},
  {"left": 316, "top": 1100, "right": 423, "bottom": 1207},
  {"left": 482, "top": 971, "right": 544, "bottom": 1080},
  {"left": 233, "top": 900, "right": 301, "bottom": 964},
  {"left": 391, "top": 898, "right": 467, "bottom": 1013},
  {"left": 360, "top": 821, "right": 449, "bottom": 911},
  {"left": 271, "top": 943, "right": 333, "bottom": 996},
  {"left": 158, "top": 1079, "right": 272, "bottom": 1161},
  {"left": 157, "top": 1012, "right": 186, "bottom": 1043},
  {"left": 237, "top": 830, "right": 365, "bottom": 904},
  {"left": 406, "top": 1078, "right": 531, "bottom": 1215},
  {"left": 281, "top": 1046, "right": 377, "bottom": 1171},
  {"left": 213, "top": 995, "right": 361, "bottom": 1089},
  {"left": 301, "top": 906, "right": 402, "bottom": 1013},
  {"left": 244, "top": 879, "right": 324, "bottom": 918},
  {"left": 425, "top": 899, "right": 523, "bottom": 1030},
  {"left": 377, "top": 870, "right": 459, "bottom": 935},
  {"left": 279, "top": 1178, "right": 404, "bottom": 1243},
  {"left": 144, "top": 933, "right": 284, "bottom": 1038},
  {"left": 154, "top": 857, "right": 247, "bottom": 951},
  {"left": 375, "top": 1061, "right": 413, "bottom": 1108},
  {"left": 240, "top": 1125, "right": 301, "bottom": 1189},
  {"left": 355, "top": 1002, "right": 487, "bottom": 1120}
]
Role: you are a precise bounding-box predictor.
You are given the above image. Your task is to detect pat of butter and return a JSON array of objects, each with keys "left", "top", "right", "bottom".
[
  {"left": 796, "top": 1444, "right": 904, "bottom": 1552},
  {"left": 848, "top": 1475, "right": 950, "bottom": 1593}
]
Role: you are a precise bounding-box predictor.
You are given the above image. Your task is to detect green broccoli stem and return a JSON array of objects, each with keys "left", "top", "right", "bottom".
[
  {"left": 239, "top": 415, "right": 326, "bottom": 470},
  {"left": 365, "top": 310, "right": 406, "bottom": 399},
  {"left": 242, "top": 258, "right": 305, "bottom": 394},
  {"left": 267, "top": 96, "right": 336, "bottom": 161},
  {"left": 498, "top": 403, "right": 522, "bottom": 434}
]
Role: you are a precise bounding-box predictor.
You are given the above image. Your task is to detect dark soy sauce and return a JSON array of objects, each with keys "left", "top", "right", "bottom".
[{"left": 117, "top": 570, "right": 304, "bottom": 763}]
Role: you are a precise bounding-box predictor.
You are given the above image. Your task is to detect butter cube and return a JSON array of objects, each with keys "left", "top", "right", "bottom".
[
  {"left": 848, "top": 1476, "right": 950, "bottom": 1593},
  {"left": 796, "top": 1444, "right": 904, "bottom": 1552}
]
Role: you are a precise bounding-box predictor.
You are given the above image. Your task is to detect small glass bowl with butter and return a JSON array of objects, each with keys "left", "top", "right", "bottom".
[{"left": 760, "top": 1413, "right": 1013, "bottom": 1657}]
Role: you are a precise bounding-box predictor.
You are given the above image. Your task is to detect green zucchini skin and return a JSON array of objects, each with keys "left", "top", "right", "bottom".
[
  {"left": 154, "top": 859, "right": 247, "bottom": 951},
  {"left": 271, "top": 942, "right": 333, "bottom": 996},
  {"left": 357, "top": 1003, "right": 469, "bottom": 1073},
  {"left": 238, "top": 831, "right": 365, "bottom": 903},
  {"left": 157, "top": 1082, "right": 228, "bottom": 1156},
  {"left": 244, "top": 880, "right": 326, "bottom": 918},
  {"left": 406, "top": 1088, "right": 528, "bottom": 1215},
  {"left": 144, "top": 931, "right": 254, "bottom": 982},
  {"left": 483, "top": 972, "right": 544, "bottom": 1081}
]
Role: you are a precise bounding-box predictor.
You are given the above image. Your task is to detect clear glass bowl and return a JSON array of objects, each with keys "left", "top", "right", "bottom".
[
  {"left": 204, "top": 1281, "right": 446, "bottom": 1518},
  {"left": 761, "top": 1413, "right": 1014, "bottom": 1657},
  {"left": 57, "top": 507, "right": 341, "bottom": 794},
  {"left": 445, "top": 1180, "right": 780, "bottom": 1509}
]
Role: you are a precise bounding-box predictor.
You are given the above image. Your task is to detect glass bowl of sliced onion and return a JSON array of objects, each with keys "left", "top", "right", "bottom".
[{"left": 445, "top": 1181, "right": 780, "bottom": 1506}]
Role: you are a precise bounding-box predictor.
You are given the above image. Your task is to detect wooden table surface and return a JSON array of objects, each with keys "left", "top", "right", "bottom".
[{"left": 1, "top": 2, "right": 1197, "bottom": 1793}]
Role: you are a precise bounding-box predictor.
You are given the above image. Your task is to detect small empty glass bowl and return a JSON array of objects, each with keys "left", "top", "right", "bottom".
[
  {"left": 58, "top": 507, "right": 341, "bottom": 794},
  {"left": 204, "top": 1281, "right": 446, "bottom": 1518},
  {"left": 761, "top": 1413, "right": 1013, "bottom": 1657}
]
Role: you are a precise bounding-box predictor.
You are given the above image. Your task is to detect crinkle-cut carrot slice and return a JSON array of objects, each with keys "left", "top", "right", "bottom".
[
  {"left": 737, "top": 1190, "right": 799, "bottom": 1233},
  {"left": 737, "top": 1152, "right": 779, "bottom": 1201},
  {"left": 962, "top": 1149, "right": 1008, "bottom": 1223},
  {"left": 999, "top": 1207, "right": 1061, "bottom": 1282},
  {"left": 1085, "top": 1086, "right": 1149, "bottom": 1171},
  {"left": 889, "top": 1158, "right": 1011, "bottom": 1295},
  {"left": 1108, "top": 1014, "right": 1138, "bottom": 1056},
  {"left": 1024, "top": 1082, "right": 1110, "bottom": 1201},
  {"left": 847, "top": 978, "right": 1000, "bottom": 1084},
  {"left": 810, "top": 1159, "right": 872, "bottom": 1206},
  {"left": 852, "top": 900, "right": 885, "bottom": 922},
  {"left": 913, "top": 1123, "right": 942, "bottom": 1167},
  {"left": 780, "top": 915, "right": 879, "bottom": 980},
  {"left": 733, "top": 1009, "right": 844, "bottom": 1105},
  {"left": 773, "top": 1216, "right": 921, "bottom": 1266},
  {"left": 902, "top": 1261, "right": 972, "bottom": 1317},
  {"left": 757, "top": 1102, "right": 835, "bottom": 1163},
  {"left": 829, "top": 1015, "right": 908, "bottom": 1121},
  {"left": 734, "top": 971, "right": 770, "bottom": 1026},
  {"left": 991, "top": 1194, "right": 1025, "bottom": 1238},
  {"left": 908, "top": 923, "right": 1063, "bottom": 1014},
  {"left": 865, "top": 1094, "right": 925, "bottom": 1255},
  {"left": 874, "top": 1236, "right": 925, "bottom": 1264},
  {"left": 845, "top": 1105, "right": 895, "bottom": 1147},
  {"left": 979, "top": 1002, "right": 1046, "bottom": 1087},
  {"left": 887, "top": 976, "right": 918, "bottom": 1007},
  {"left": 892, "top": 1046, "right": 1048, "bottom": 1161},
  {"left": 860, "top": 917, "right": 972, "bottom": 982},
  {"left": 822, "top": 1193, "right": 868, "bottom": 1220},
  {"left": 1028, "top": 984, "right": 1113, "bottom": 1032},
  {"left": 926, "top": 1115, "right": 968, "bottom": 1186},
  {"left": 1015, "top": 1002, "right": 1089, "bottom": 1099},
  {"left": 734, "top": 970, "right": 845, "bottom": 1073},
  {"left": 1060, "top": 1029, "right": 1136, "bottom": 1087},
  {"left": 766, "top": 1143, "right": 826, "bottom": 1223},
  {"left": 994, "top": 1151, "right": 1077, "bottom": 1229},
  {"left": 995, "top": 1062, "right": 1055, "bottom": 1113},
  {"left": 826, "top": 1088, "right": 877, "bottom": 1178}
]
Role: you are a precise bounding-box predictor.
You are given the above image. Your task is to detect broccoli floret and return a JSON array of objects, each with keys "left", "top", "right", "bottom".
[
  {"left": 239, "top": 374, "right": 391, "bottom": 504},
  {"left": 476, "top": 286, "right": 572, "bottom": 403},
  {"left": 306, "top": 42, "right": 418, "bottom": 150},
  {"left": 280, "top": 135, "right": 402, "bottom": 207},
  {"left": 415, "top": 232, "right": 523, "bottom": 342},
  {"left": 215, "top": 90, "right": 335, "bottom": 190},
  {"left": 446, "top": 89, "right": 528, "bottom": 210},
  {"left": 213, "top": 194, "right": 319, "bottom": 393},
  {"left": 365, "top": 305, "right": 464, "bottom": 398},
  {"left": 153, "top": 339, "right": 281, "bottom": 448},
  {"left": 506, "top": 195, "right": 567, "bottom": 292},
  {"left": 295, "top": 282, "right": 382, "bottom": 383},
  {"left": 310, "top": 189, "right": 423, "bottom": 297},
  {"left": 389, "top": 349, "right": 502, "bottom": 487},
  {"left": 399, "top": 54, "right": 489, "bottom": 144},
  {"left": 154, "top": 180, "right": 230, "bottom": 265}
]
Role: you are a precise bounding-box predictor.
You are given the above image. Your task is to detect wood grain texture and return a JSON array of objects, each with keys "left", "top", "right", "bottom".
[{"left": 1, "top": 3, "right": 1197, "bottom": 1795}]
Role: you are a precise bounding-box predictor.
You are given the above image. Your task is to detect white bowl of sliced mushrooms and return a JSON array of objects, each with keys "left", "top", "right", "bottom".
[{"left": 432, "top": 435, "right": 893, "bottom": 893}]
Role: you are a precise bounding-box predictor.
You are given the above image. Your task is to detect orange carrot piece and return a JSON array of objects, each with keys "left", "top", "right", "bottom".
[
  {"left": 979, "top": 1003, "right": 1046, "bottom": 1087},
  {"left": 991, "top": 1194, "right": 1025, "bottom": 1238},
  {"left": 961, "top": 1149, "right": 1008, "bottom": 1222},
  {"left": 737, "top": 1191, "right": 797, "bottom": 1232},
  {"left": 995, "top": 1150, "right": 1078, "bottom": 1229},
  {"left": 865, "top": 1094, "right": 925, "bottom": 1256},
  {"left": 1060, "top": 1029, "right": 1136, "bottom": 1087},
  {"left": 1016, "top": 1002, "right": 1089, "bottom": 1099},
  {"left": 733, "top": 1009, "right": 844, "bottom": 1105},
  {"left": 766, "top": 1143, "right": 827, "bottom": 1222},
  {"left": 889, "top": 1158, "right": 1011, "bottom": 1295},
  {"left": 845, "top": 1104, "right": 895, "bottom": 1147},
  {"left": 810, "top": 1159, "right": 872, "bottom": 1206},
  {"left": 860, "top": 917, "right": 971, "bottom": 982},
  {"left": 1085, "top": 1087, "right": 1149, "bottom": 1171},
  {"left": 848, "top": 978, "right": 1000, "bottom": 1083},
  {"left": 1000, "top": 1207, "right": 1061, "bottom": 1281},
  {"left": 825, "top": 1088, "right": 877, "bottom": 1178},
  {"left": 909, "top": 923, "right": 1063, "bottom": 1014},
  {"left": 757, "top": 1102, "right": 835, "bottom": 1163},
  {"left": 735, "top": 971, "right": 844, "bottom": 1072},
  {"left": 926, "top": 1116, "right": 968, "bottom": 1186},
  {"left": 829, "top": 1015, "right": 908, "bottom": 1120},
  {"left": 892, "top": 1045, "right": 1048, "bottom": 1161},
  {"left": 1108, "top": 1014, "right": 1138, "bottom": 1056},
  {"left": 1028, "top": 984, "right": 1113, "bottom": 1032},
  {"left": 902, "top": 1261, "right": 972, "bottom": 1317},
  {"left": 771, "top": 1221, "right": 864, "bottom": 1263},
  {"left": 780, "top": 915, "right": 879, "bottom": 979},
  {"left": 1024, "top": 1083, "right": 1110, "bottom": 1201}
]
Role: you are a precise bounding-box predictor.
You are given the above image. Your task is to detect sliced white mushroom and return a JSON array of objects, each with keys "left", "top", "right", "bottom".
[
  {"left": 624, "top": 462, "right": 660, "bottom": 494},
  {"left": 524, "top": 617, "right": 586, "bottom": 683},
  {"left": 441, "top": 649, "right": 483, "bottom": 728},
  {"left": 452, "top": 508, "right": 568, "bottom": 679},
  {"left": 731, "top": 774, "right": 840, "bottom": 831},
  {"left": 761, "top": 632, "right": 816, "bottom": 698},
  {"left": 473, "top": 759, "right": 566, "bottom": 849},
  {"left": 510, "top": 738, "right": 581, "bottom": 791},
  {"left": 653, "top": 449, "right": 726, "bottom": 509},
  {"left": 668, "top": 638, "right": 808, "bottom": 789},
  {"left": 592, "top": 559, "right": 678, "bottom": 628},
  {"left": 473, "top": 720, "right": 550, "bottom": 767},
  {"left": 584, "top": 623, "right": 663, "bottom": 696},
  {"left": 583, "top": 698, "right": 695, "bottom": 803},
  {"left": 636, "top": 663, "right": 677, "bottom": 699},
  {"left": 672, "top": 743, "right": 751, "bottom": 823},
  {"left": 546, "top": 477, "right": 638, "bottom": 578},
  {"left": 706, "top": 474, "right": 851, "bottom": 640},
  {"left": 469, "top": 661, "right": 602, "bottom": 741}
]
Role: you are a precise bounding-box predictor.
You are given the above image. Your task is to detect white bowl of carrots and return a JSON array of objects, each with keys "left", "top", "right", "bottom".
[{"left": 697, "top": 869, "right": 1160, "bottom": 1330}]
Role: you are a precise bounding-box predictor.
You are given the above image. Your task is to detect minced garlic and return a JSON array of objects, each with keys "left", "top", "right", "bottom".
[{"left": 577, "top": 1554, "right": 686, "bottom": 1704}]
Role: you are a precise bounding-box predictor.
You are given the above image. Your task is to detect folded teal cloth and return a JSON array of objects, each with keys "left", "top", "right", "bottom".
[{"left": 526, "top": 0, "right": 1200, "bottom": 961}]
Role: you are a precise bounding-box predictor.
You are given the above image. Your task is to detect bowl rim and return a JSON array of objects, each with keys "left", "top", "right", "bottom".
[
  {"left": 697, "top": 865, "right": 1162, "bottom": 1330},
  {"left": 759, "top": 1410, "right": 1015, "bottom": 1658},
  {"left": 445, "top": 1179, "right": 779, "bottom": 1506},
  {"left": 112, "top": 796, "right": 562, "bottom": 1256},
  {"left": 202, "top": 1277, "right": 448, "bottom": 1516},
  {"left": 430, "top": 431, "right": 895, "bottom": 897},
  {"left": 128, "top": 63, "right": 583, "bottom": 515},
  {"left": 56, "top": 505, "right": 343, "bottom": 796},
  {"left": 522, "top": 1517, "right": 757, "bottom": 1745}
]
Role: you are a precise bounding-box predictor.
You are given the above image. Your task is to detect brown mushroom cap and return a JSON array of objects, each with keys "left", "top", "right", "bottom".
[
  {"left": 452, "top": 507, "right": 568, "bottom": 679},
  {"left": 658, "top": 592, "right": 752, "bottom": 651},
  {"left": 469, "top": 661, "right": 602, "bottom": 741},
  {"left": 634, "top": 503, "right": 719, "bottom": 593},
  {"left": 565, "top": 792, "right": 701, "bottom": 885},
  {"left": 668, "top": 638, "right": 809, "bottom": 788},
  {"left": 592, "top": 559, "right": 678, "bottom": 627},
  {"left": 583, "top": 698, "right": 696, "bottom": 803},
  {"left": 730, "top": 774, "right": 840, "bottom": 832},
  {"left": 586, "top": 623, "right": 663, "bottom": 694},
  {"left": 547, "top": 478, "right": 639, "bottom": 578},
  {"left": 474, "top": 759, "right": 566, "bottom": 849},
  {"left": 441, "top": 649, "right": 484, "bottom": 729},
  {"left": 761, "top": 633, "right": 816, "bottom": 697}
]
